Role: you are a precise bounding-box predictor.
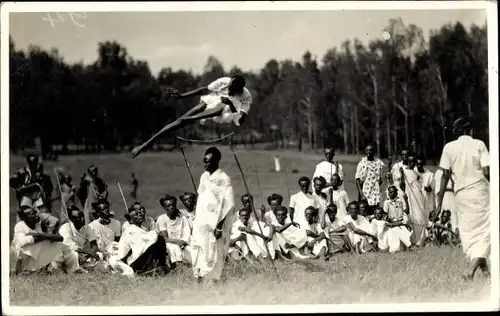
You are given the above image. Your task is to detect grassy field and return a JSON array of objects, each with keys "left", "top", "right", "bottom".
[{"left": 7, "top": 147, "right": 492, "bottom": 306}]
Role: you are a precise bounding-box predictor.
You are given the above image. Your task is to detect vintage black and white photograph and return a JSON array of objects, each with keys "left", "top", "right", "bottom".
[{"left": 1, "top": 1, "right": 498, "bottom": 314}]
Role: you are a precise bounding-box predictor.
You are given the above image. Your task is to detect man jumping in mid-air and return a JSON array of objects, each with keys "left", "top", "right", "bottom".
[{"left": 130, "top": 75, "right": 252, "bottom": 158}]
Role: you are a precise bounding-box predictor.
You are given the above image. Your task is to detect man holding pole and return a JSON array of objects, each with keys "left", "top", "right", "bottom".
[{"left": 190, "top": 147, "right": 236, "bottom": 283}]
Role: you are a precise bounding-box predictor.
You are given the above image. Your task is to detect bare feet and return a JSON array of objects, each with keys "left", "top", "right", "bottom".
[{"left": 130, "top": 145, "right": 146, "bottom": 158}]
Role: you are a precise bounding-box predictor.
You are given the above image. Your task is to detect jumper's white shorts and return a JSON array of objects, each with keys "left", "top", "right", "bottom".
[{"left": 200, "top": 94, "right": 243, "bottom": 126}]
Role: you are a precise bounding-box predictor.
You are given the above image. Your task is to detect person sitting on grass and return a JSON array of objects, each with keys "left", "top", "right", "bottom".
[
  {"left": 303, "top": 206, "right": 329, "bottom": 260},
  {"left": 156, "top": 196, "right": 193, "bottom": 268},
  {"left": 110, "top": 204, "right": 169, "bottom": 277},
  {"left": 179, "top": 192, "right": 197, "bottom": 231},
  {"left": 263, "top": 193, "right": 290, "bottom": 226},
  {"left": 272, "top": 206, "right": 309, "bottom": 260},
  {"left": 241, "top": 193, "right": 266, "bottom": 222},
  {"left": 341, "top": 201, "right": 378, "bottom": 254},
  {"left": 432, "top": 210, "right": 460, "bottom": 247},
  {"left": 320, "top": 204, "right": 352, "bottom": 254},
  {"left": 10, "top": 205, "right": 81, "bottom": 275},
  {"left": 371, "top": 207, "right": 412, "bottom": 253},
  {"left": 229, "top": 208, "right": 277, "bottom": 263},
  {"left": 58, "top": 205, "right": 102, "bottom": 272},
  {"left": 88, "top": 199, "right": 121, "bottom": 257},
  {"left": 122, "top": 202, "right": 155, "bottom": 234},
  {"left": 383, "top": 185, "right": 413, "bottom": 236},
  {"left": 359, "top": 200, "right": 372, "bottom": 221}
]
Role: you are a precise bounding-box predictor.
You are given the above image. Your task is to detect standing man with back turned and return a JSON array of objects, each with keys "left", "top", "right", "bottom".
[{"left": 436, "top": 117, "right": 490, "bottom": 281}]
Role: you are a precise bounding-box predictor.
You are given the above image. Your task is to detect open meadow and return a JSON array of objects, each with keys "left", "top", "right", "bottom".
[{"left": 8, "top": 147, "right": 491, "bottom": 305}]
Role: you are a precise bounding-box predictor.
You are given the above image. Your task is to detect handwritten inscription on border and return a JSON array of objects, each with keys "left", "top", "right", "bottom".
[{"left": 41, "top": 12, "right": 88, "bottom": 28}]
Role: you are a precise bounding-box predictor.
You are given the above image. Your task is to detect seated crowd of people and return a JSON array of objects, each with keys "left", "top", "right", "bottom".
[{"left": 10, "top": 147, "right": 460, "bottom": 277}]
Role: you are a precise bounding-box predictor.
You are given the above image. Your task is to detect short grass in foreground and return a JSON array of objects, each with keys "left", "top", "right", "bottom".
[{"left": 8, "top": 147, "right": 490, "bottom": 305}]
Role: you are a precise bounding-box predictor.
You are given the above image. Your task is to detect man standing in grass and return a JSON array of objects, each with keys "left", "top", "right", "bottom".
[
  {"left": 312, "top": 146, "right": 345, "bottom": 190},
  {"left": 190, "top": 147, "right": 236, "bottom": 283},
  {"left": 436, "top": 117, "right": 490, "bottom": 280},
  {"left": 355, "top": 144, "right": 385, "bottom": 216}
]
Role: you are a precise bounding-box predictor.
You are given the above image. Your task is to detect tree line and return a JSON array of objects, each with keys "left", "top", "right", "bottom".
[{"left": 9, "top": 18, "right": 489, "bottom": 159}]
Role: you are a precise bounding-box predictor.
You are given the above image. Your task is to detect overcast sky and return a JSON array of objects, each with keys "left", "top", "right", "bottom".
[{"left": 9, "top": 9, "right": 486, "bottom": 76}]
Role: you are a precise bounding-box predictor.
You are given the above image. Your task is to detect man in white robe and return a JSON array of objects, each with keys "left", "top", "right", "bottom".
[
  {"left": 400, "top": 154, "right": 428, "bottom": 246},
  {"left": 228, "top": 208, "right": 277, "bottom": 261},
  {"left": 303, "top": 207, "right": 329, "bottom": 259},
  {"left": 271, "top": 206, "right": 309, "bottom": 259},
  {"left": 312, "top": 176, "right": 329, "bottom": 220},
  {"left": 436, "top": 117, "right": 490, "bottom": 280},
  {"left": 312, "top": 146, "right": 345, "bottom": 191},
  {"left": 341, "top": 201, "right": 378, "bottom": 254},
  {"left": 110, "top": 204, "right": 169, "bottom": 277},
  {"left": 263, "top": 194, "right": 291, "bottom": 226},
  {"left": 190, "top": 147, "right": 236, "bottom": 282},
  {"left": 416, "top": 155, "right": 436, "bottom": 217},
  {"left": 156, "top": 196, "right": 193, "bottom": 266},
  {"left": 372, "top": 206, "right": 411, "bottom": 253},
  {"left": 11, "top": 206, "right": 80, "bottom": 274}
]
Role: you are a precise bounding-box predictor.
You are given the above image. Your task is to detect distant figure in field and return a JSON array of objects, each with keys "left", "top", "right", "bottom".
[
  {"left": 355, "top": 145, "right": 385, "bottom": 216},
  {"left": 312, "top": 146, "right": 344, "bottom": 190},
  {"left": 190, "top": 147, "right": 236, "bottom": 283},
  {"left": 130, "top": 75, "right": 252, "bottom": 158},
  {"left": 436, "top": 117, "right": 490, "bottom": 280},
  {"left": 130, "top": 173, "right": 139, "bottom": 200}
]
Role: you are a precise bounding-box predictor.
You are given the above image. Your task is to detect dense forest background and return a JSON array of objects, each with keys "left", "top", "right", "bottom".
[{"left": 9, "top": 18, "right": 489, "bottom": 159}]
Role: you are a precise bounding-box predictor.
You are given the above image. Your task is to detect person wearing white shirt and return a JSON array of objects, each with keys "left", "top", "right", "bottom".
[
  {"left": 312, "top": 146, "right": 345, "bottom": 190},
  {"left": 59, "top": 205, "right": 101, "bottom": 271},
  {"left": 289, "top": 177, "right": 320, "bottom": 228},
  {"left": 323, "top": 173, "right": 350, "bottom": 219},
  {"left": 320, "top": 204, "right": 351, "bottom": 253},
  {"left": 11, "top": 206, "right": 80, "bottom": 274},
  {"left": 88, "top": 199, "right": 121, "bottom": 256},
  {"left": 179, "top": 192, "right": 197, "bottom": 231},
  {"left": 303, "top": 207, "right": 329, "bottom": 259},
  {"left": 341, "top": 201, "right": 378, "bottom": 254},
  {"left": 110, "top": 203, "right": 169, "bottom": 276},
  {"left": 312, "top": 176, "right": 329, "bottom": 220},
  {"left": 436, "top": 117, "right": 490, "bottom": 280},
  {"left": 263, "top": 193, "right": 291, "bottom": 226},
  {"left": 156, "top": 195, "right": 193, "bottom": 267},
  {"left": 131, "top": 75, "right": 252, "bottom": 158}
]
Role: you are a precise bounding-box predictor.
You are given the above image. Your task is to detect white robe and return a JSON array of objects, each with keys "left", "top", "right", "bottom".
[
  {"left": 273, "top": 222, "right": 308, "bottom": 258},
  {"left": 11, "top": 221, "right": 79, "bottom": 274},
  {"left": 402, "top": 169, "right": 428, "bottom": 246},
  {"left": 228, "top": 219, "right": 277, "bottom": 260},
  {"left": 190, "top": 169, "right": 236, "bottom": 280},
  {"left": 371, "top": 219, "right": 412, "bottom": 253},
  {"left": 417, "top": 169, "right": 435, "bottom": 216},
  {"left": 88, "top": 219, "right": 121, "bottom": 254},
  {"left": 312, "top": 161, "right": 345, "bottom": 190},
  {"left": 109, "top": 225, "right": 158, "bottom": 276},
  {"left": 155, "top": 214, "right": 193, "bottom": 264},
  {"left": 438, "top": 135, "right": 490, "bottom": 261},
  {"left": 342, "top": 215, "right": 376, "bottom": 253}
]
